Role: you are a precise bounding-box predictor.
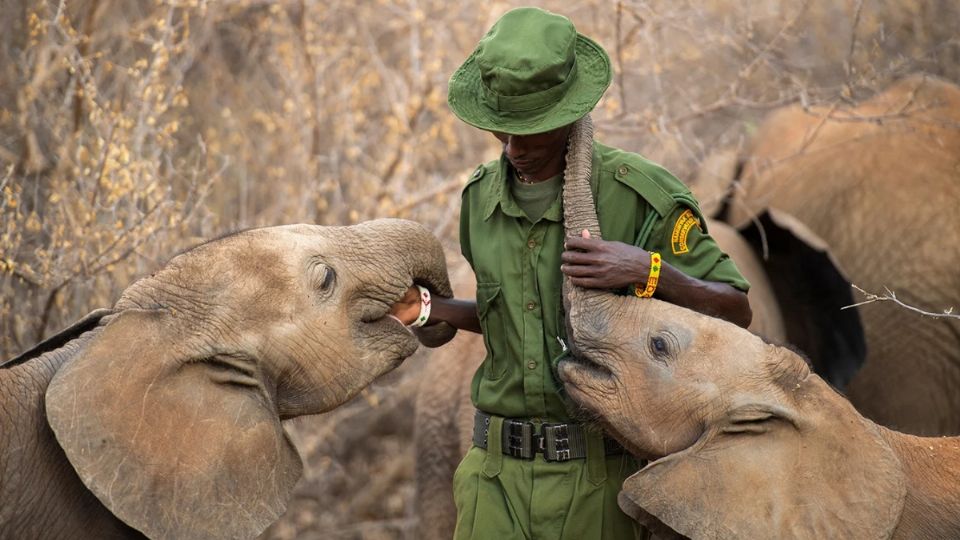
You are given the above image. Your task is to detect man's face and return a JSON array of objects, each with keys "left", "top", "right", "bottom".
[{"left": 491, "top": 124, "right": 572, "bottom": 178}]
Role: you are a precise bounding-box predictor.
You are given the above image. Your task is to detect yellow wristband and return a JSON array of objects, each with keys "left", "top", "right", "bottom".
[{"left": 635, "top": 252, "right": 661, "bottom": 298}]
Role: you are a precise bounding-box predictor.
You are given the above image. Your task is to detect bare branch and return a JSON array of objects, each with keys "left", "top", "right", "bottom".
[
  {"left": 669, "top": 0, "right": 811, "bottom": 125},
  {"left": 10, "top": 269, "right": 41, "bottom": 288},
  {"left": 614, "top": 1, "right": 628, "bottom": 114},
  {"left": 844, "top": 0, "right": 865, "bottom": 77},
  {"left": 843, "top": 285, "right": 960, "bottom": 320},
  {"left": 0, "top": 144, "right": 16, "bottom": 164},
  {"left": 391, "top": 176, "right": 462, "bottom": 216}
]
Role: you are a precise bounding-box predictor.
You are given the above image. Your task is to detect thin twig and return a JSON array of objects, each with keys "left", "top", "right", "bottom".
[
  {"left": 36, "top": 282, "right": 67, "bottom": 343},
  {"left": 670, "top": 0, "right": 811, "bottom": 125},
  {"left": 392, "top": 176, "right": 463, "bottom": 215},
  {"left": 615, "top": 1, "right": 628, "bottom": 114},
  {"left": 10, "top": 269, "right": 41, "bottom": 288},
  {"left": 844, "top": 0, "right": 864, "bottom": 77},
  {"left": 0, "top": 145, "right": 17, "bottom": 164},
  {"left": 797, "top": 102, "right": 838, "bottom": 154},
  {"left": 843, "top": 285, "right": 960, "bottom": 320}
]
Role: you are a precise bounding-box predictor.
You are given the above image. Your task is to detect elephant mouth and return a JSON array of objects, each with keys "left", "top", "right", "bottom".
[
  {"left": 356, "top": 275, "right": 446, "bottom": 322},
  {"left": 357, "top": 316, "right": 420, "bottom": 363},
  {"left": 557, "top": 351, "right": 616, "bottom": 399},
  {"left": 352, "top": 275, "right": 449, "bottom": 356}
]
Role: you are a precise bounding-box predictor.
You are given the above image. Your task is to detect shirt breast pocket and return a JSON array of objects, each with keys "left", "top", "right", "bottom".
[{"left": 476, "top": 282, "right": 507, "bottom": 380}]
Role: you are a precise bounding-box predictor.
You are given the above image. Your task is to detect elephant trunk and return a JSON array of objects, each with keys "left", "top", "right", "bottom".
[
  {"left": 561, "top": 115, "right": 601, "bottom": 241},
  {"left": 350, "top": 218, "right": 455, "bottom": 300},
  {"left": 561, "top": 115, "right": 609, "bottom": 347}
]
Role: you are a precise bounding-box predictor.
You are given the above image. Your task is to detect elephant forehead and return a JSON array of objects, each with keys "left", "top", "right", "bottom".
[
  {"left": 237, "top": 226, "right": 404, "bottom": 270},
  {"left": 240, "top": 226, "right": 333, "bottom": 254},
  {"left": 262, "top": 219, "right": 427, "bottom": 243},
  {"left": 217, "top": 244, "right": 299, "bottom": 294}
]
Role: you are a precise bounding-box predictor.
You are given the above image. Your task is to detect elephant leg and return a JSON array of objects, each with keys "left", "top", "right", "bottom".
[{"left": 413, "top": 332, "right": 484, "bottom": 539}]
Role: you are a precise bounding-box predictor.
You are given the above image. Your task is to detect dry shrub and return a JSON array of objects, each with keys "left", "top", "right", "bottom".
[{"left": 1, "top": 0, "right": 957, "bottom": 538}]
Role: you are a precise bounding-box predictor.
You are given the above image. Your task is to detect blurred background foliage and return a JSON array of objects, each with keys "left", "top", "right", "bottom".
[{"left": 1, "top": 0, "right": 958, "bottom": 537}]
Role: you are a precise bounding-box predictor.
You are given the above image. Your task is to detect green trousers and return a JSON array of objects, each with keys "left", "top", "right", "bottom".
[{"left": 452, "top": 430, "right": 643, "bottom": 540}]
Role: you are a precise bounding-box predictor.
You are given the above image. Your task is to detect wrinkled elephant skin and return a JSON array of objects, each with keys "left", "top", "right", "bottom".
[
  {"left": 559, "top": 293, "right": 960, "bottom": 539},
  {"left": 696, "top": 74, "right": 960, "bottom": 435},
  {"left": 0, "top": 219, "right": 455, "bottom": 540}
]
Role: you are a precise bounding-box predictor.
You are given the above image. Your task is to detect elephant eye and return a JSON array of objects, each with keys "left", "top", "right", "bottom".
[
  {"left": 649, "top": 335, "right": 670, "bottom": 358},
  {"left": 307, "top": 259, "right": 336, "bottom": 291}
]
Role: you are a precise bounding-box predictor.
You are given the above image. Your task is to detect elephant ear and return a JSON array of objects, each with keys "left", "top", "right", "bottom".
[
  {"left": 618, "top": 384, "right": 906, "bottom": 539},
  {"left": 46, "top": 309, "right": 302, "bottom": 540},
  {"left": 738, "top": 209, "right": 865, "bottom": 390},
  {"left": 690, "top": 148, "right": 740, "bottom": 219}
]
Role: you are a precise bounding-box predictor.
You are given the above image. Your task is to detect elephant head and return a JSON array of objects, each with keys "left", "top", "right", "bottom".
[
  {"left": 41, "top": 218, "right": 455, "bottom": 539},
  {"left": 557, "top": 297, "right": 910, "bottom": 539}
]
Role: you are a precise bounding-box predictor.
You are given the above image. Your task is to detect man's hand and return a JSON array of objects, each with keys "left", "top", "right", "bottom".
[
  {"left": 561, "top": 229, "right": 650, "bottom": 289},
  {"left": 389, "top": 285, "right": 422, "bottom": 326},
  {"left": 389, "top": 286, "right": 484, "bottom": 333},
  {"left": 563, "top": 231, "right": 752, "bottom": 328}
]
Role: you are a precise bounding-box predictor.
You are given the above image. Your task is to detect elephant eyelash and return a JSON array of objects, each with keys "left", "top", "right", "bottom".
[
  {"left": 306, "top": 257, "right": 337, "bottom": 292},
  {"left": 319, "top": 266, "right": 336, "bottom": 289},
  {"left": 722, "top": 412, "right": 775, "bottom": 434}
]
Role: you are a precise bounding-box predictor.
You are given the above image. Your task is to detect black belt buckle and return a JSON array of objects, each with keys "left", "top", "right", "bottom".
[
  {"left": 543, "top": 423, "right": 572, "bottom": 462},
  {"left": 504, "top": 419, "right": 534, "bottom": 459}
]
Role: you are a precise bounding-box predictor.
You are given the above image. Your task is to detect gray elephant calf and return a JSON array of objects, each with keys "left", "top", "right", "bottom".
[
  {"left": 559, "top": 292, "right": 960, "bottom": 539},
  {"left": 0, "top": 219, "right": 455, "bottom": 540}
]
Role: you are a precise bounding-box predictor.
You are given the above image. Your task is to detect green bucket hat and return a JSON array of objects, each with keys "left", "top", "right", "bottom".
[{"left": 448, "top": 7, "right": 612, "bottom": 135}]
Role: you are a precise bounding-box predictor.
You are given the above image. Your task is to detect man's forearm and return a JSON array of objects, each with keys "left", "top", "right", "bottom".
[
  {"left": 429, "top": 297, "right": 482, "bottom": 334},
  {"left": 654, "top": 262, "right": 752, "bottom": 328},
  {"left": 561, "top": 234, "right": 752, "bottom": 329}
]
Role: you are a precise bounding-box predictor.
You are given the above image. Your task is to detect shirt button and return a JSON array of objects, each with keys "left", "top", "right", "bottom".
[
  {"left": 617, "top": 165, "right": 629, "bottom": 176},
  {"left": 526, "top": 301, "right": 536, "bottom": 311},
  {"left": 527, "top": 239, "right": 537, "bottom": 249},
  {"left": 527, "top": 361, "right": 537, "bottom": 370}
]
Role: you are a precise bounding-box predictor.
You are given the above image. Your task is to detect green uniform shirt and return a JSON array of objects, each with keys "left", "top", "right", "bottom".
[{"left": 460, "top": 141, "right": 749, "bottom": 421}]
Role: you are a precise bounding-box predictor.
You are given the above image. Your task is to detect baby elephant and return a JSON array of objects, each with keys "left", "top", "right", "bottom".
[
  {"left": 558, "top": 294, "right": 960, "bottom": 539},
  {"left": 0, "top": 219, "right": 455, "bottom": 540}
]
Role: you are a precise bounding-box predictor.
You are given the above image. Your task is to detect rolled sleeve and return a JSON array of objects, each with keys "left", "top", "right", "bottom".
[{"left": 651, "top": 205, "right": 751, "bottom": 292}]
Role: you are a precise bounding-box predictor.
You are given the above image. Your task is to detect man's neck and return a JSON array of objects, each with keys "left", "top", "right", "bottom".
[{"left": 515, "top": 157, "right": 566, "bottom": 183}]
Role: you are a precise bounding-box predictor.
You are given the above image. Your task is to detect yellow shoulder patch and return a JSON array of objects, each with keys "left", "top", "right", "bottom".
[{"left": 671, "top": 209, "right": 701, "bottom": 255}]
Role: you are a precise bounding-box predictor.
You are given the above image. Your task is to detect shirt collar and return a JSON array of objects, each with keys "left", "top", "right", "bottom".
[{"left": 481, "top": 154, "right": 572, "bottom": 223}]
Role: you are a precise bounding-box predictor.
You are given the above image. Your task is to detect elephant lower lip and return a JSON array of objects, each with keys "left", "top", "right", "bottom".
[
  {"left": 385, "top": 314, "right": 409, "bottom": 329},
  {"left": 565, "top": 354, "right": 613, "bottom": 380},
  {"left": 355, "top": 317, "right": 419, "bottom": 365},
  {"left": 558, "top": 356, "right": 616, "bottom": 403}
]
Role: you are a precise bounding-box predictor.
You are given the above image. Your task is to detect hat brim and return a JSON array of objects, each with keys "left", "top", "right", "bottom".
[{"left": 447, "top": 34, "right": 611, "bottom": 135}]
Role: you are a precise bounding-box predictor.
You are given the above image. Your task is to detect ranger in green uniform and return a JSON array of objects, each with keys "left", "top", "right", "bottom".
[{"left": 389, "top": 7, "right": 751, "bottom": 540}]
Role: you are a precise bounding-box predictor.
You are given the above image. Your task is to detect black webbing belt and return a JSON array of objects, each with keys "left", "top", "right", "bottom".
[{"left": 472, "top": 410, "right": 624, "bottom": 462}]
